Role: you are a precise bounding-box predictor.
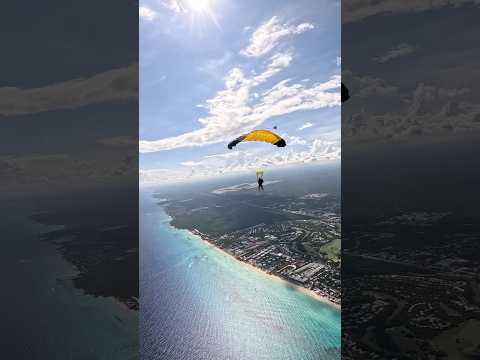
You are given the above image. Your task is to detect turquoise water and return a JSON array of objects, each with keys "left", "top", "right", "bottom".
[{"left": 140, "top": 193, "right": 340, "bottom": 360}]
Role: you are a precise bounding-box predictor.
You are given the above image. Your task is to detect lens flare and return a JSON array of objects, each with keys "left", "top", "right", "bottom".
[{"left": 185, "top": 0, "right": 211, "bottom": 13}]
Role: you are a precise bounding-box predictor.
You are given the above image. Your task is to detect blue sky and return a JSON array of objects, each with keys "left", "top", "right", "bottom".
[{"left": 139, "top": 0, "right": 340, "bottom": 184}]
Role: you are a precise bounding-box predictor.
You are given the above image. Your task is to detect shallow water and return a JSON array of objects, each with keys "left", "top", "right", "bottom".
[{"left": 140, "top": 192, "right": 340, "bottom": 360}]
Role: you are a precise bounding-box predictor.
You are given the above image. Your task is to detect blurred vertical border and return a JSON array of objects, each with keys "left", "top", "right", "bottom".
[
  {"left": 342, "top": 0, "right": 480, "bottom": 358},
  {"left": 0, "top": 1, "right": 139, "bottom": 358}
]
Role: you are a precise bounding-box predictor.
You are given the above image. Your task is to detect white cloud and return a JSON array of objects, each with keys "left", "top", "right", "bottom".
[
  {"left": 298, "top": 122, "right": 313, "bottom": 130},
  {"left": 343, "top": 0, "right": 480, "bottom": 24},
  {"left": 1, "top": 152, "right": 137, "bottom": 191},
  {"left": 180, "top": 160, "right": 205, "bottom": 167},
  {"left": 140, "top": 137, "right": 340, "bottom": 184},
  {"left": 161, "top": 0, "right": 183, "bottom": 14},
  {"left": 139, "top": 168, "right": 170, "bottom": 183},
  {"left": 310, "top": 138, "right": 340, "bottom": 157},
  {"left": 252, "top": 52, "right": 293, "bottom": 84},
  {"left": 198, "top": 52, "right": 233, "bottom": 79},
  {"left": 336, "top": 57, "right": 341, "bottom": 67},
  {"left": 204, "top": 152, "right": 250, "bottom": 159},
  {"left": 343, "top": 70, "right": 398, "bottom": 98},
  {"left": 374, "top": 44, "right": 416, "bottom": 63},
  {"left": 139, "top": 63, "right": 340, "bottom": 153},
  {"left": 240, "top": 16, "right": 314, "bottom": 58},
  {"left": 139, "top": 6, "right": 157, "bottom": 21},
  {"left": 139, "top": 13, "right": 340, "bottom": 181},
  {"left": 286, "top": 135, "right": 307, "bottom": 145},
  {"left": 342, "top": 79, "right": 478, "bottom": 142},
  {"left": 97, "top": 136, "right": 137, "bottom": 147},
  {"left": 0, "top": 64, "right": 137, "bottom": 116}
]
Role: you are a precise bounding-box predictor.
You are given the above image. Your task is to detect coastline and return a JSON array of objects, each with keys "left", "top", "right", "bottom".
[{"left": 187, "top": 228, "right": 341, "bottom": 311}]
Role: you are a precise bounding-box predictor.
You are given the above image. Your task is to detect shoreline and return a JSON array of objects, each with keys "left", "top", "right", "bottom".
[
  {"left": 113, "top": 297, "right": 139, "bottom": 313},
  {"left": 187, "top": 228, "right": 341, "bottom": 311}
]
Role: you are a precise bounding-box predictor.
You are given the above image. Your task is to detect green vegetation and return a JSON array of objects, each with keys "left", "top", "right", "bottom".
[
  {"left": 169, "top": 204, "right": 294, "bottom": 235},
  {"left": 302, "top": 242, "right": 318, "bottom": 258},
  {"left": 319, "top": 238, "right": 341, "bottom": 261}
]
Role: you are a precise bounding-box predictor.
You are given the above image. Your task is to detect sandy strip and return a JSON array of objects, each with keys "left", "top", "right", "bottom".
[{"left": 189, "top": 230, "right": 341, "bottom": 311}]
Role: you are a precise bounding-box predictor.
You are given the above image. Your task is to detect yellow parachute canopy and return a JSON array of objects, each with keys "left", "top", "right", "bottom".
[
  {"left": 256, "top": 169, "right": 264, "bottom": 178},
  {"left": 228, "top": 130, "right": 286, "bottom": 149}
]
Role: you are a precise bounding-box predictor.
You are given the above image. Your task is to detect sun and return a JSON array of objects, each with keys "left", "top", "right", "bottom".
[
  {"left": 185, "top": 0, "right": 212, "bottom": 13},
  {"left": 176, "top": 0, "right": 220, "bottom": 29}
]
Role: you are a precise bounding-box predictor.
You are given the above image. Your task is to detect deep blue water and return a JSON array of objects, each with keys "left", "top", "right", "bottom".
[{"left": 140, "top": 192, "right": 340, "bottom": 360}]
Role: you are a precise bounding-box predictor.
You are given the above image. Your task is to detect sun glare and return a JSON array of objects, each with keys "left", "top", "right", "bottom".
[
  {"left": 185, "top": 0, "right": 211, "bottom": 13},
  {"left": 177, "top": 0, "right": 220, "bottom": 30}
]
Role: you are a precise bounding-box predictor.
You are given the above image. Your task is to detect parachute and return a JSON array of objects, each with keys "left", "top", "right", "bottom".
[
  {"left": 341, "top": 83, "right": 350, "bottom": 103},
  {"left": 227, "top": 130, "right": 286, "bottom": 150},
  {"left": 256, "top": 169, "right": 264, "bottom": 178}
]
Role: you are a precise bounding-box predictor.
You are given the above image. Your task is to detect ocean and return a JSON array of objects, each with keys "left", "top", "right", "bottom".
[
  {"left": 1, "top": 202, "right": 138, "bottom": 359},
  {"left": 140, "top": 192, "right": 340, "bottom": 360}
]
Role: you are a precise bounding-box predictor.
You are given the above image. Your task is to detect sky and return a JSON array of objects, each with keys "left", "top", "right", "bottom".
[
  {"left": 0, "top": 1, "right": 138, "bottom": 195},
  {"left": 341, "top": 0, "right": 480, "bottom": 146},
  {"left": 139, "top": 0, "right": 341, "bottom": 184}
]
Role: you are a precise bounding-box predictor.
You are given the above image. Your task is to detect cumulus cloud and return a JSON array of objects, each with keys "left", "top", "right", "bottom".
[
  {"left": 198, "top": 52, "right": 233, "bottom": 79},
  {"left": 161, "top": 0, "right": 183, "bottom": 14},
  {"left": 140, "top": 56, "right": 340, "bottom": 153},
  {"left": 374, "top": 44, "right": 416, "bottom": 63},
  {"left": 240, "top": 16, "right": 314, "bottom": 58},
  {"left": 343, "top": 0, "right": 480, "bottom": 24},
  {"left": 343, "top": 80, "right": 478, "bottom": 141},
  {"left": 140, "top": 137, "right": 340, "bottom": 184},
  {"left": 139, "top": 6, "right": 157, "bottom": 21},
  {"left": 204, "top": 152, "right": 249, "bottom": 159},
  {"left": 0, "top": 154, "right": 69, "bottom": 186},
  {"left": 310, "top": 138, "right": 340, "bottom": 157},
  {"left": 139, "top": 168, "right": 171, "bottom": 184},
  {"left": 139, "top": 13, "right": 340, "bottom": 183},
  {"left": 0, "top": 64, "right": 137, "bottom": 116},
  {"left": 1, "top": 152, "right": 137, "bottom": 192},
  {"left": 343, "top": 70, "right": 398, "bottom": 98},
  {"left": 252, "top": 52, "right": 293, "bottom": 84},
  {"left": 298, "top": 122, "right": 313, "bottom": 130},
  {"left": 97, "top": 136, "right": 137, "bottom": 147},
  {"left": 180, "top": 160, "right": 205, "bottom": 167},
  {"left": 285, "top": 135, "right": 307, "bottom": 145}
]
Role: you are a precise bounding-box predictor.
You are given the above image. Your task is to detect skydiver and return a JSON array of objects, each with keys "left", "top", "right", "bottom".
[{"left": 258, "top": 176, "right": 264, "bottom": 191}]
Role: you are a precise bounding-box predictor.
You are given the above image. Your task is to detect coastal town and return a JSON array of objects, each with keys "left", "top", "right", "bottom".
[
  {"left": 190, "top": 213, "right": 341, "bottom": 306},
  {"left": 162, "top": 173, "right": 342, "bottom": 307},
  {"left": 342, "top": 212, "right": 480, "bottom": 359}
]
